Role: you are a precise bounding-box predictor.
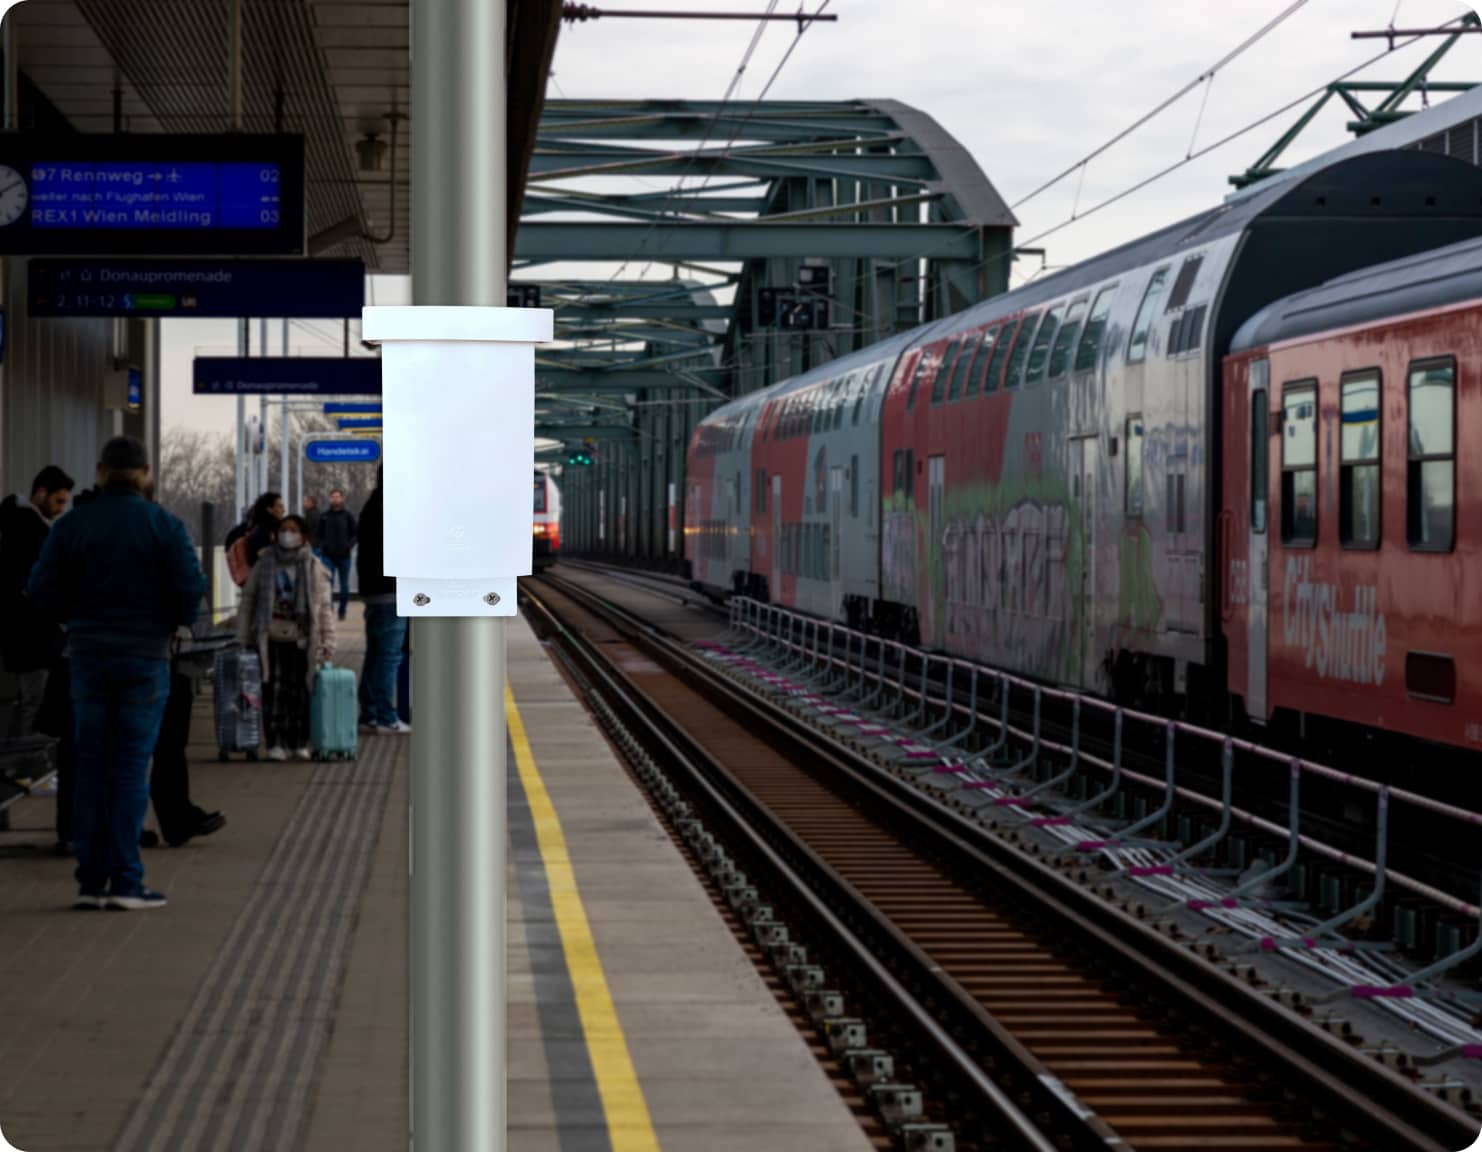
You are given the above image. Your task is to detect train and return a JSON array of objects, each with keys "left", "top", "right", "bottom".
[
  {"left": 533, "top": 469, "right": 561, "bottom": 574},
  {"left": 683, "top": 149, "right": 1482, "bottom": 756}
]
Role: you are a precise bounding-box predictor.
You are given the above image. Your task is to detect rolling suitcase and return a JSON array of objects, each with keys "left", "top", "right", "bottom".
[
  {"left": 310, "top": 664, "right": 358, "bottom": 761},
  {"left": 214, "top": 649, "right": 262, "bottom": 761}
]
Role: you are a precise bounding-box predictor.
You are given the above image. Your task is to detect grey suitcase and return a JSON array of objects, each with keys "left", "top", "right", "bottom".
[{"left": 214, "top": 648, "right": 262, "bottom": 761}]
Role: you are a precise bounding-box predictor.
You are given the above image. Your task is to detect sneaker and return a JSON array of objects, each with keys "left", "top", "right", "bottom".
[
  {"left": 72, "top": 889, "right": 106, "bottom": 910},
  {"left": 378, "top": 720, "right": 412, "bottom": 734},
  {"left": 140, "top": 829, "right": 160, "bottom": 849},
  {"left": 106, "top": 887, "right": 168, "bottom": 911},
  {"left": 358, "top": 720, "right": 378, "bottom": 734},
  {"left": 294, "top": 747, "right": 312, "bottom": 761},
  {"left": 267, "top": 746, "right": 289, "bottom": 762}
]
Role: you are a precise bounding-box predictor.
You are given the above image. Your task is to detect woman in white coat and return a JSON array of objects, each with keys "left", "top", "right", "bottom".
[{"left": 236, "top": 515, "right": 335, "bottom": 760}]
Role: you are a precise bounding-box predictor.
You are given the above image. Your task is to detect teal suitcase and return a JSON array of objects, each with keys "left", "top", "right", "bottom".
[{"left": 310, "top": 664, "right": 358, "bottom": 761}]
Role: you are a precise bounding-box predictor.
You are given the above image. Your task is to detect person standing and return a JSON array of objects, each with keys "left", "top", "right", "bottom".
[
  {"left": 0, "top": 465, "right": 74, "bottom": 739},
  {"left": 357, "top": 467, "right": 409, "bottom": 734},
  {"left": 237, "top": 514, "right": 335, "bottom": 761},
  {"left": 302, "top": 494, "right": 323, "bottom": 553},
  {"left": 317, "top": 489, "right": 357, "bottom": 621},
  {"left": 27, "top": 438, "right": 205, "bottom": 911}
]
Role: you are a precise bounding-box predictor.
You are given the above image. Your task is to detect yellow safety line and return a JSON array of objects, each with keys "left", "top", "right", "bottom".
[{"left": 506, "top": 684, "right": 661, "bottom": 1152}]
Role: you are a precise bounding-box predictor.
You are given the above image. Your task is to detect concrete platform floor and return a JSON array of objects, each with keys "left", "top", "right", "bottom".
[{"left": 0, "top": 609, "right": 869, "bottom": 1152}]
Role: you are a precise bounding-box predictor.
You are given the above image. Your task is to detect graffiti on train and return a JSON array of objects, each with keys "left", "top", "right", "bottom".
[
  {"left": 1280, "top": 555, "right": 1387, "bottom": 686},
  {"left": 940, "top": 499, "right": 1077, "bottom": 675}
]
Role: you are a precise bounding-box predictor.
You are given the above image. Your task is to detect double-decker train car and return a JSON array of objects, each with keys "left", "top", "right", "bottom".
[
  {"left": 1222, "top": 234, "right": 1482, "bottom": 752},
  {"left": 685, "top": 149, "right": 1482, "bottom": 750},
  {"left": 533, "top": 469, "right": 561, "bottom": 574}
]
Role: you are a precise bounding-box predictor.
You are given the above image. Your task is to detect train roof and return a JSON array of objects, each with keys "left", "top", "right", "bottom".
[
  {"left": 1229, "top": 231, "right": 1482, "bottom": 353},
  {"left": 696, "top": 149, "right": 1482, "bottom": 428}
]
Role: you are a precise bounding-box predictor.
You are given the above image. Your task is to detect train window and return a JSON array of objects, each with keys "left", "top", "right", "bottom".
[
  {"left": 533, "top": 477, "right": 547, "bottom": 515},
  {"left": 1073, "top": 286, "right": 1116, "bottom": 374},
  {"left": 850, "top": 454, "right": 860, "bottom": 518},
  {"left": 924, "top": 339, "right": 948, "bottom": 406},
  {"left": 892, "top": 449, "right": 904, "bottom": 496},
  {"left": 906, "top": 349, "right": 933, "bottom": 411},
  {"left": 1047, "top": 297, "right": 1088, "bottom": 380},
  {"left": 1407, "top": 358, "right": 1455, "bottom": 552},
  {"left": 1004, "top": 312, "right": 1040, "bottom": 389},
  {"left": 984, "top": 318, "right": 1018, "bottom": 393},
  {"left": 968, "top": 326, "right": 1000, "bottom": 396},
  {"left": 1251, "top": 378, "right": 1268, "bottom": 533},
  {"left": 1281, "top": 382, "right": 1318, "bottom": 546},
  {"left": 906, "top": 449, "right": 915, "bottom": 500},
  {"left": 1127, "top": 266, "right": 1170, "bottom": 363},
  {"left": 756, "top": 470, "right": 767, "bottom": 514},
  {"left": 1166, "top": 255, "right": 1203, "bottom": 312},
  {"left": 1026, "top": 305, "right": 1064, "bottom": 385},
  {"left": 1340, "top": 371, "right": 1381, "bottom": 549},
  {"left": 947, "top": 331, "right": 981, "bottom": 402},
  {"left": 1125, "top": 416, "right": 1144, "bottom": 517}
]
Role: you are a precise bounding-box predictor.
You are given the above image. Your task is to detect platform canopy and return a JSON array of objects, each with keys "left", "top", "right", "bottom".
[{"left": 515, "top": 98, "right": 1018, "bottom": 450}]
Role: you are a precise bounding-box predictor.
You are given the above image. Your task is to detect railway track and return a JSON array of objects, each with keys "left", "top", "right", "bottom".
[{"left": 522, "top": 572, "right": 1474, "bottom": 1152}]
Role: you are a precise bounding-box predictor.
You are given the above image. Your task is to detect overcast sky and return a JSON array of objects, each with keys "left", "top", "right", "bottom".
[{"left": 163, "top": 0, "right": 1482, "bottom": 436}]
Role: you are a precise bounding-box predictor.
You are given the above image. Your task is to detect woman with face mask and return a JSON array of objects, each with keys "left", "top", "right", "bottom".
[{"left": 236, "top": 515, "right": 335, "bottom": 761}]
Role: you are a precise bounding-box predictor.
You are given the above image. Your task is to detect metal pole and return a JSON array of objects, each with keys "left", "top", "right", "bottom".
[
  {"left": 280, "top": 320, "right": 290, "bottom": 504},
  {"left": 230, "top": 0, "right": 245, "bottom": 525},
  {"left": 412, "top": 0, "right": 507, "bottom": 1149},
  {"left": 258, "top": 318, "right": 269, "bottom": 497}
]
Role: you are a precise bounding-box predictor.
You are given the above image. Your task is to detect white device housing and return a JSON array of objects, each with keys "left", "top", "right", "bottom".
[{"left": 360, "top": 305, "right": 554, "bottom": 617}]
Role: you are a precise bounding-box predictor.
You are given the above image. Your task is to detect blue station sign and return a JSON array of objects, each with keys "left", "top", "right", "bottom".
[
  {"left": 192, "top": 356, "right": 381, "bottom": 396},
  {"left": 323, "top": 402, "right": 382, "bottom": 416},
  {"left": 28, "top": 257, "right": 364, "bottom": 318},
  {"left": 305, "top": 438, "right": 380, "bottom": 465},
  {"left": 337, "top": 417, "right": 382, "bottom": 431},
  {"left": 0, "top": 135, "right": 306, "bottom": 256}
]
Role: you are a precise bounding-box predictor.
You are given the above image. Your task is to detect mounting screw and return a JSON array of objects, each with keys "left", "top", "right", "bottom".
[
  {"left": 413, "top": 593, "right": 430, "bottom": 607},
  {"left": 484, "top": 592, "right": 501, "bottom": 606}
]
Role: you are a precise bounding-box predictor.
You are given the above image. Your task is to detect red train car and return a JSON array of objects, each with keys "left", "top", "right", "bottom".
[{"left": 1221, "top": 236, "right": 1482, "bottom": 751}]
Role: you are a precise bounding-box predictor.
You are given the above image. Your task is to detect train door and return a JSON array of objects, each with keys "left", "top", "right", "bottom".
[
  {"left": 928, "top": 455, "right": 945, "bottom": 645},
  {"left": 771, "top": 473, "right": 782, "bottom": 601},
  {"left": 830, "top": 466, "right": 844, "bottom": 618},
  {"left": 1069, "top": 436, "right": 1098, "bottom": 688},
  {"left": 1246, "top": 358, "right": 1270, "bottom": 719}
]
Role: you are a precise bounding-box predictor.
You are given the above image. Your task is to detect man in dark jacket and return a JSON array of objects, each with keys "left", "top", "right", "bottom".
[
  {"left": 28, "top": 437, "right": 206, "bottom": 911},
  {"left": 0, "top": 465, "right": 75, "bottom": 739},
  {"left": 317, "top": 488, "right": 356, "bottom": 621},
  {"left": 356, "top": 467, "right": 408, "bottom": 734}
]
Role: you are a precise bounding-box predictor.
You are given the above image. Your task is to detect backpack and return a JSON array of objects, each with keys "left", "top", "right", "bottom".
[{"left": 226, "top": 535, "right": 252, "bottom": 587}]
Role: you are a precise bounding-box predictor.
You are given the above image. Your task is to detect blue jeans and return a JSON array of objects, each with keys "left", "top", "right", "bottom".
[
  {"left": 71, "top": 655, "right": 170, "bottom": 895},
  {"left": 324, "top": 554, "right": 353, "bottom": 618},
  {"left": 360, "top": 604, "right": 407, "bottom": 726}
]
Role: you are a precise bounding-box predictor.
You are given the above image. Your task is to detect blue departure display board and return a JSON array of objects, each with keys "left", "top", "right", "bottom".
[
  {"left": 0, "top": 136, "right": 305, "bottom": 256},
  {"left": 193, "top": 356, "right": 382, "bottom": 396},
  {"left": 28, "top": 258, "right": 365, "bottom": 319}
]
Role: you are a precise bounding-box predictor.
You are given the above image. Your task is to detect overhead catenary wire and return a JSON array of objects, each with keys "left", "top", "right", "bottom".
[
  {"left": 1009, "top": 0, "right": 1314, "bottom": 211},
  {"left": 887, "top": 12, "right": 1477, "bottom": 293},
  {"left": 602, "top": 0, "right": 782, "bottom": 286},
  {"left": 635, "top": 0, "right": 833, "bottom": 280}
]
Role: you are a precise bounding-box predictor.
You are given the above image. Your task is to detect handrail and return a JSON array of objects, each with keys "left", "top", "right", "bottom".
[{"left": 723, "top": 596, "right": 1482, "bottom": 920}]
